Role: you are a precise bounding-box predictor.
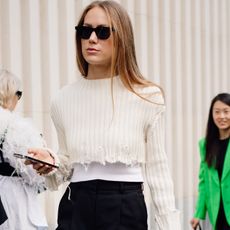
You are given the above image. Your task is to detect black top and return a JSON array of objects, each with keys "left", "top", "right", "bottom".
[
  {"left": 215, "top": 138, "right": 230, "bottom": 229},
  {"left": 216, "top": 138, "right": 229, "bottom": 179},
  {"left": 0, "top": 139, "right": 20, "bottom": 177},
  {"left": 0, "top": 197, "right": 7, "bottom": 225}
]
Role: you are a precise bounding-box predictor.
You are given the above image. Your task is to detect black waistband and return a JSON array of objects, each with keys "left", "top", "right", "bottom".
[
  {"left": 70, "top": 180, "right": 143, "bottom": 193},
  {"left": 0, "top": 162, "right": 20, "bottom": 177}
]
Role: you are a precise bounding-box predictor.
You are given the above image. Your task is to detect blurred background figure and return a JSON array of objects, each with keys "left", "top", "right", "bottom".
[
  {"left": 0, "top": 69, "right": 48, "bottom": 229},
  {"left": 191, "top": 93, "right": 230, "bottom": 230}
]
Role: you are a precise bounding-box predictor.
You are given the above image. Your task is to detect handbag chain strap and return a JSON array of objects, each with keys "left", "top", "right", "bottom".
[
  {"left": 0, "top": 127, "right": 8, "bottom": 162},
  {"left": 195, "top": 223, "right": 202, "bottom": 230}
]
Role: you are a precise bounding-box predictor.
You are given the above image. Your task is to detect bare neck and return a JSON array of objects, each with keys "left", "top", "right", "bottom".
[
  {"left": 87, "top": 65, "right": 112, "bottom": 80},
  {"left": 219, "top": 128, "right": 230, "bottom": 140}
]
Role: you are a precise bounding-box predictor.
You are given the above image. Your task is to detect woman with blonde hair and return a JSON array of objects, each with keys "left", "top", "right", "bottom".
[
  {"left": 0, "top": 69, "right": 47, "bottom": 229},
  {"left": 26, "top": 1, "right": 181, "bottom": 229}
]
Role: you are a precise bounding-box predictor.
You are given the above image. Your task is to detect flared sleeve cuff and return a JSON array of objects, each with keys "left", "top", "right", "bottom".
[
  {"left": 155, "top": 210, "right": 181, "bottom": 230},
  {"left": 43, "top": 147, "right": 60, "bottom": 175},
  {"left": 43, "top": 148, "right": 73, "bottom": 190}
]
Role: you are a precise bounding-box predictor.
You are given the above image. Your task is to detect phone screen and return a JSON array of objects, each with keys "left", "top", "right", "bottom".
[{"left": 13, "top": 153, "right": 59, "bottom": 169}]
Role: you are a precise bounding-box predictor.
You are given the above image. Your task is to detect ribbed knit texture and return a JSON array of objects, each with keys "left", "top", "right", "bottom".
[
  {"left": 48, "top": 76, "right": 181, "bottom": 229},
  {"left": 51, "top": 76, "right": 165, "bottom": 166}
]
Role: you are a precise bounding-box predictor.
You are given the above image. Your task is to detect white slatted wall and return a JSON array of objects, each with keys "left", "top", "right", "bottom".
[{"left": 0, "top": 0, "right": 229, "bottom": 229}]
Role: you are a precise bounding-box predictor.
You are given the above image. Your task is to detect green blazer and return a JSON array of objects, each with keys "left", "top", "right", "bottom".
[{"left": 194, "top": 138, "right": 230, "bottom": 229}]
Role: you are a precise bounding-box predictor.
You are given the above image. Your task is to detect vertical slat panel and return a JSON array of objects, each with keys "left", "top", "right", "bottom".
[
  {"left": 220, "top": 0, "right": 228, "bottom": 91},
  {"left": 66, "top": 0, "right": 78, "bottom": 84},
  {"left": 0, "top": 1, "right": 10, "bottom": 67},
  {"left": 149, "top": 0, "right": 160, "bottom": 83},
  {"left": 20, "top": 0, "right": 31, "bottom": 114},
  {"left": 170, "top": 0, "right": 183, "bottom": 205},
  {"left": 134, "top": 0, "right": 148, "bottom": 77},
  {"left": 183, "top": 0, "right": 193, "bottom": 227},
  {"left": 8, "top": 0, "right": 22, "bottom": 76},
  {"left": 203, "top": 0, "right": 212, "bottom": 103},
  {"left": 27, "top": 0, "right": 43, "bottom": 125},
  {"left": 0, "top": 0, "right": 229, "bottom": 229},
  {"left": 227, "top": 0, "right": 230, "bottom": 90},
  {"left": 212, "top": 0, "right": 220, "bottom": 92},
  {"left": 191, "top": 0, "right": 203, "bottom": 226}
]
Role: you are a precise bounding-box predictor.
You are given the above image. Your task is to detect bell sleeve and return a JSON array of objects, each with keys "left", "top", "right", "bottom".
[{"left": 144, "top": 91, "right": 181, "bottom": 230}]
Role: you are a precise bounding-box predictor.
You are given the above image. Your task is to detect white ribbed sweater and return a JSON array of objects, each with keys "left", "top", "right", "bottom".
[
  {"left": 51, "top": 76, "right": 165, "bottom": 165},
  {"left": 47, "top": 76, "right": 181, "bottom": 230}
]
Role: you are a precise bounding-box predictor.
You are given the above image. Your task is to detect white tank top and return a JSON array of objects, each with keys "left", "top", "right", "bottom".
[{"left": 71, "top": 162, "right": 143, "bottom": 182}]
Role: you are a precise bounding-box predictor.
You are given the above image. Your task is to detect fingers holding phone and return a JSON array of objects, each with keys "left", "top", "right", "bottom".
[
  {"left": 25, "top": 148, "right": 57, "bottom": 174},
  {"left": 35, "top": 164, "right": 54, "bottom": 175}
]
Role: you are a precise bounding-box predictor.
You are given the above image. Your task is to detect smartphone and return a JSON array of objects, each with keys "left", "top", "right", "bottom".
[{"left": 13, "top": 153, "right": 59, "bottom": 169}]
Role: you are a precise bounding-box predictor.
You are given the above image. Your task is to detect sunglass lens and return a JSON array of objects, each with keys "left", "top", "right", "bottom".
[
  {"left": 96, "top": 26, "right": 110, "bottom": 39},
  {"left": 76, "top": 26, "right": 92, "bottom": 39},
  {"left": 82, "top": 27, "right": 93, "bottom": 39},
  {"left": 76, "top": 26, "right": 111, "bottom": 40},
  {"left": 16, "top": 91, "right": 22, "bottom": 100}
]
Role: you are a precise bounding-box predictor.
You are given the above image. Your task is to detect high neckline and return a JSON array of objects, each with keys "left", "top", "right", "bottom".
[
  {"left": 219, "top": 137, "right": 229, "bottom": 142},
  {"left": 77, "top": 75, "right": 120, "bottom": 87},
  {"left": 82, "top": 75, "right": 119, "bottom": 81}
]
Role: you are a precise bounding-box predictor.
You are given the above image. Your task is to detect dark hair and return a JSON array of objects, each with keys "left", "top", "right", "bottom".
[{"left": 205, "top": 93, "right": 230, "bottom": 167}]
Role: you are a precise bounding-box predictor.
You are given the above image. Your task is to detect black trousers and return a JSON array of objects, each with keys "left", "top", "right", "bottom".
[
  {"left": 0, "top": 197, "right": 7, "bottom": 225},
  {"left": 56, "top": 180, "right": 148, "bottom": 230}
]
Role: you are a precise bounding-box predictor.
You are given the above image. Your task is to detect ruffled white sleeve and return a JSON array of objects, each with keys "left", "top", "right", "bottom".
[
  {"left": 144, "top": 98, "right": 181, "bottom": 229},
  {"left": 1, "top": 110, "right": 47, "bottom": 192}
]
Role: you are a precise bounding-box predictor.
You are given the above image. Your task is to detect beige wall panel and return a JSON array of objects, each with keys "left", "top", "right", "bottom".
[{"left": 0, "top": 0, "right": 229, "bottom": 229}]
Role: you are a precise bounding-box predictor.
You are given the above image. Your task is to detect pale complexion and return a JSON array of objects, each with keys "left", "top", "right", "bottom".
[
  {"left": 3, "top": 94, "right": 19, "bottom": 111},
  {"left": 82, "top": 7, "right": 113, "bottom": 79},
  {"left": 9, "top": 95, "right": 19, "bottom": 111},
  {"left": 212, "top": 100, "right": 230, "bottom": 139}
]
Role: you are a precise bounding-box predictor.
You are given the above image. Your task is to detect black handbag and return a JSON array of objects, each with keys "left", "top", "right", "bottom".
[
  {"left": 0, "top": 128, "right": 20, "bottom": 177},
  {"left": 0, "top": 197, "right": 7, "bottom": 224},
  {"left": 195, "top": 223, "right": 202, "bottom": 230}
]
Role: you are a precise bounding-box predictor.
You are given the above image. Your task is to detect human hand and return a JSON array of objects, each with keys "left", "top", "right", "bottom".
[
  {"left": 190, "top": 218, "right": 200, "bottom": 229},
  {"left": 25, "top": 148, "right": 55, "bottom": 175}
]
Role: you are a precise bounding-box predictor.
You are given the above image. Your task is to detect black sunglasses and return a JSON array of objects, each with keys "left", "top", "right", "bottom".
[
  {"left": 75, "top": 25, "right": 114, "bottom": 40},
  {"left": 15, "top": 91, "right": 22, "bottom": 100}
]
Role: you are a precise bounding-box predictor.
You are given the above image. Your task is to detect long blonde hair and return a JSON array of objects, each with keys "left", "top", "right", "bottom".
[
  {"left": 76, "top": 0, "right": 163, "bottom": 100},
  {"left": 0, "top": 69, "right": 21, "bottom": 108}
]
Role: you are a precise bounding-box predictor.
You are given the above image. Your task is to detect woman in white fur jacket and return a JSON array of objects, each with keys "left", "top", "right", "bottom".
[{"left": 0, "top": 69, "right": 47, "bottom": 230}]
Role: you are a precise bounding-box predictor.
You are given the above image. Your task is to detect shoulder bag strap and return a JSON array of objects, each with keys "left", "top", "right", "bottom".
[
  {"left": 195, "top": 223, "right": 202, "bottom": 230},
  {"left": 0, "top": 127, "right": 8, "bottom": 162}
]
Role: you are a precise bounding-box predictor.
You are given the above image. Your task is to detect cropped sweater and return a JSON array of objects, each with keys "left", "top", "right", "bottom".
[{"left": 46, "top": 76, "right": 181, "bottom": 229}]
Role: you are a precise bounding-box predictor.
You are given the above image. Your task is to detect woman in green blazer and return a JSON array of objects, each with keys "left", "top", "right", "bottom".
[{"left": 191, "top": 93, "right": 230, "bottom": 230}]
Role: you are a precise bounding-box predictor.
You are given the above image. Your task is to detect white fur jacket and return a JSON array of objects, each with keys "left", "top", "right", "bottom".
[{"left": 0, "top": 107, "right": 46, "bottom": 192}]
